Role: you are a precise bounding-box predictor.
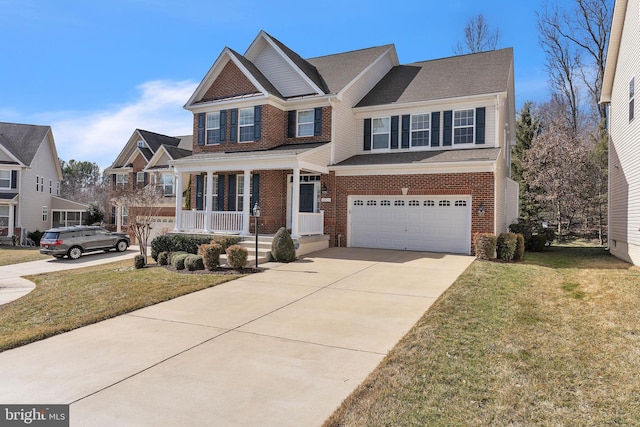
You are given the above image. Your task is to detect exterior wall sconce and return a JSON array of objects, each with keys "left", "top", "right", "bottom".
[
  {"left": 477, "top": 202, "right": 485, "bottom": 216},
  {"left": 321, "top": 184, "right": 328, "bottom": 195}
]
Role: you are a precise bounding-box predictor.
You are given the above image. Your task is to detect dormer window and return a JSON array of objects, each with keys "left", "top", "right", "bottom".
[{"left": 137, "top": 140, "right": 145, "bottom": 148}]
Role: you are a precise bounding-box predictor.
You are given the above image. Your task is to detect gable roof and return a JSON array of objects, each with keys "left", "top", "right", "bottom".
[
  {"left": 137, "top": 129, "right": 181, "bottom": 152},
  {"left": 333, "top": 147, "right": 502, "bottom": 167},
  {"left": 110, "top": 129, "right": 188, "bottom": 169},
  {"left": 228, "top": 49, "right": 284, "bottom": 99},
  {"left": 356, "top": 48, "right": 514, "bottom": 107},
  {"left": 0, "top": 122, "right": 51, "bottom": 165}
]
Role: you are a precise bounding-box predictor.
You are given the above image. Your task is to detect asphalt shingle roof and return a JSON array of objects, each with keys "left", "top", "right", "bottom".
[
  {"left": 138, "top": 129, "right": 181, "bottom": 153},
  {"left": 356, "top": 48, "right": 513, "bottom": 107},
  {"left": 333, "top": 147, "right": 502, "bottom": 167},
  {"left": 0, "top": 122, "right": 50, "bottom": 166}
]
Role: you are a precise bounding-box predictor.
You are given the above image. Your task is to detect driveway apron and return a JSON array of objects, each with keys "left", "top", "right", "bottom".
[{"left": 0, "top": 247, "right": 473, "bottom": 426}]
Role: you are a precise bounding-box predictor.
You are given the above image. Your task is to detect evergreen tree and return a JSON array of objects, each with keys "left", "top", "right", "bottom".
[{"left": 513, "top": 102, "right": 542, "bottom": 219}]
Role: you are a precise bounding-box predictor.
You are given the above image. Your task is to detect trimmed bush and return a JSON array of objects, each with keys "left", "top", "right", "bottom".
[
  {"left": 530, "top": 234, "right": 547, "bottom": 252},
  {"left": 210, "top": 236, "right": 242, "bottom": 251},
  {"left": 497, "top": 232, "right": 518, "bottom": 262},
  {"left": 199, "top": 243, "right": 223, "bottom": 271},
  {"left": 168, "top": 251, "right": 187, "bottom": 264},
  {"left": 158, "top": 251, "right": 169, "bottom": 266},
  {"left": 151, "top": 234, "right": 216, "bottom": 261},
  {"left": 271, "top": 227, "right": 296, "bottom": 262},
  {"left": 28, "top": 230, "right": 43, "bottom": 246},
  {"left": 514, "top": 233, "right": 525, "bottom": 262},
  {"left": 474, "top": 233, "right": 497, "bottom": 260},
  {"left": 509, "top": 221, "right": 534, "bottom": 249},
  {"left": 226, "top": 245, "right": 248, "bottom": 270},
  {"left": 134, "top": 254, "right": 146, "bottom": 269},
  {"left": 171, "top": 253, "right": 190, "bottom": 270},
  {"left": 184, "top": 254, "right": 205, "bottom": 271}
]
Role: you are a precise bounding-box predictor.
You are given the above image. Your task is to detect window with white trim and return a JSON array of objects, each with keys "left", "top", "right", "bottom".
[
  {"left": 161, "top": 174, "right": 174, "bottom": 196},
  {"left": 297, "top": 109, "right": 314, "bottom": 137},
  {"left": 211, "top": 175, "right": 219, "bottom": 210},
  {"left": 42, "top": 206, "right": 48, "bottom": 222},
  {"left": 238, "top": 108, "right": 254, "bottom": 143},
  {"left": 0, "top": 205, "right": 9, "bottom": 227},
  {"left": 136, "top": 172, "right": 145, "bottom": 187},
  {"left": 454, "top": 109, "right": 474, "bottom": 144},
  {"left": 115, "top": 173, "right": 128, "bottom": 189},
  {"left": 0, "top": 171, "right": 11, "bottom": 189},
  {"left": 372, "top": 117, "right": 390, "bottom": 150},
  {"left": 207, "top": 112, "right": 221, "bottom": 144},
  {"left": 36, "top": 175, "right": 39, "bottom": 192},
  {"left": 236, "top": 175, "right": 253, "bottom": 211},
  {"left": 630, "top": 77, "right": 635, "bottom": 122},
  {"left": 411, "top": 114, "right": 430, "bottom": 147},
  {"left": 56, "top": 181, "right": 60, "bottom": 196},
  {"left": 49, "top": 179, "right": 52, "bottom": 194}
]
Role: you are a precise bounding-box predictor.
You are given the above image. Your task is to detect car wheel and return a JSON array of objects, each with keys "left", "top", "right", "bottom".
[
  {"left": 116, "top": 240, "right": 128, "bottom": 252},
  {"left": 67, "top": 246, "right": 83, "bottom": 260}
]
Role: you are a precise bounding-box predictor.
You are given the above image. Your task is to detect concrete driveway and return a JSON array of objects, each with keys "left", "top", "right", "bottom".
[{"left": 0, "top": 247, "right": 473, "bottom": 426}]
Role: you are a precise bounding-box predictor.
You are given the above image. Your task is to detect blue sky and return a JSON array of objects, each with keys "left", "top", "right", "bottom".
[{"left": 0, "top": 0, "right": 551, "bottom": 169}]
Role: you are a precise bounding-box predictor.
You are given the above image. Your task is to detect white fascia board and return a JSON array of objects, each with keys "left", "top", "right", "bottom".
[
  {"left": 353, "top": 92, "right": 506, "bottom": 116},
  {"left": 145, "top": 146, "right": 172, "bottom": 170},
  {"left": 171, "top": 153, "right": 328, "bottom": 174},
  {"left": 111, "top": 130, "right": 143, "bottom": 168},
  {"left": 337, "top": 45, "right": 398, "bottom": 101},
  {"left": 187, "top": 94, "right": 269, "bottom": 113},
  {"left": 0, "top": 145, "right": 23, "bottom": 166},
  {"left": 330, "top": 160, "right": 496, "bottom": 176},
  {"left": 104, "top": 166, "right": 133, "bottom": 174},
  {"left": 45, "top": 129, "right": 64, "bottom": 180},
  {"left": 601, "top": 0, "right": 627, "bottom": 103}
]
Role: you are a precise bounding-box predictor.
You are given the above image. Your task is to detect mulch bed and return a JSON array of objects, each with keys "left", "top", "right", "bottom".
[{"left": 161, "top": 264, "right": 262, "bottom": 275}]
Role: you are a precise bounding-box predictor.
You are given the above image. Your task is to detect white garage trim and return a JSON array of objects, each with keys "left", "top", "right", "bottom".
[{"left": 347, "top": 195, "right": 472, "bottom": 254}]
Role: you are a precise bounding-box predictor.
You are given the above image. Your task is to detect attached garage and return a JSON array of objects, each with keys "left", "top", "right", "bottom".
[{"left": 348, "top": 195, "right": 472, "bottom": 254}]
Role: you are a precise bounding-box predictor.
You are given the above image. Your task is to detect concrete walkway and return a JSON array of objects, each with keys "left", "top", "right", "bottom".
[
  {"left": 0, "top": 247, "right": 141, "bottom": 305},
  {"left": 0, "top": 248, "right": 474, "bottom": 426}
]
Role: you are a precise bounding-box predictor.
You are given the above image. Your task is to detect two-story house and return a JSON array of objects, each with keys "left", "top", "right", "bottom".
[
  {"left": 106, "top": 129, "right": 192, "bottom": 242},
  {"left": 170, "top": 31, "right": 518, "bottom": 255},
  {"left": 0, "top": 122, "right": 89, "bottom": 242},
  {"left": 601, "top": 0, "right": 640, "bottom": 264}
]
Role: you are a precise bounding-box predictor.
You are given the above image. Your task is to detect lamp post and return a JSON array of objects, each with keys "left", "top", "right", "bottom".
[{"left": 253, "top": 203, "right": 261, "bottom": 269}]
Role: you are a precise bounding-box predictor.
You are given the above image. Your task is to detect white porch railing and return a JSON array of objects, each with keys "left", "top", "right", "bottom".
[
  {"left": 298, "top": 211, "right": 324, "bottom": 236},
  {"left": 179, "top": 210, "right": 243, "bottom": 234}
]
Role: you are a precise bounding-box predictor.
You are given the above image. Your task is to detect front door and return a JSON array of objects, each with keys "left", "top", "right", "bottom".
[{"left": 299, "top": 183, "right": 315, "bottom": 213}]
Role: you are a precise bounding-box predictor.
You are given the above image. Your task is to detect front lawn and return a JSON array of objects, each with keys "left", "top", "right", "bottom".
[
  {"left": 0, "top": 246, "right": 49, "bottom": 266},
  {"left": 0, "top": 260, "right": 243, "bottom": 352},
  {"left": 325, "top": 246, "right": 640, "bottom": 426}
]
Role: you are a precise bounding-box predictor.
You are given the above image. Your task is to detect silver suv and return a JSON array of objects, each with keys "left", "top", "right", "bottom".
[{"left": 40, "top": 226, "right": 130, "bottom": 260}]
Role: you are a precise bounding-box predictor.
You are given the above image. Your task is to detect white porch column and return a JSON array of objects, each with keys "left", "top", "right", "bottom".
[
  {"left": 116, "top": 205, "right": 122, "bottom": 233},
  {"left": 291, "top": 167, "right": 300, "bottom": 238},
  {"left": 205, "top": 171, "right": 213, "bottom": 232},
  {"left": 242, "top": 169, "right": 251, "bottom": 236},
  {"left": 173, "top": 172, "right": 182, "bottom": 232},
  {"left": 8, "top": 202, "right": 14, "bottom": 237}
]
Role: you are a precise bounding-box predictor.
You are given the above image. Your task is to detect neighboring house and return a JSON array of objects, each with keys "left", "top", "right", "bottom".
[
  {"left": 170, "top": 30, "right": 518, "bottom": 254},
  {"left": 105, "top": 129, "right": 192, "bottom": 242},
  {"left": 0, "top": 122, "right": 88, "bottom": 242},
  {"left": 601, "top": 0, "right": 640, "bottom": 264}
]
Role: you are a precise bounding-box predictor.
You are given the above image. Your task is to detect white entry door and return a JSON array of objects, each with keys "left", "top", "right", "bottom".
[{"left": 349, "top": 195, "right": 472, "bottom": 254}]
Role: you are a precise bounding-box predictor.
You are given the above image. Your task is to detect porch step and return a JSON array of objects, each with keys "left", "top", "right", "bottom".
[{"left": 221, "top": 236, "right": 273, "bottom": 266}]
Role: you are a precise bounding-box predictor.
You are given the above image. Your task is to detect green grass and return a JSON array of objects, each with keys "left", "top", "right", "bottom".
[
  {"left": 325, "top": 246, "right": 640, "bottom": 426},
  {"left": 0, "top": 246, "right": 50, "bottom": 266},
  {"left": 0, "top": 260, "right": 243, "bottom": 352}
]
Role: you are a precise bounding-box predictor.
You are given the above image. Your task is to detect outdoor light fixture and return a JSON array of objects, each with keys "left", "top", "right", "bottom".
[
  {"left": 253, "top": 203, "right": 261, "bottom": 269},
  {"left": 321, "top": 184, "right": 328, "bottom": 195},
  {"left": 477, "top": 202, "right": 485, "bottom": 216}
]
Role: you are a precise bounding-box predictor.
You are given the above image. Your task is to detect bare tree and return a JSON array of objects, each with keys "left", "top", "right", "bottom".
[
  {"left": 113, "top": 181, "right": 164, "bottom": 264},
  {"left": 454, "top": 14, "right": 500, "bottom": 55}
]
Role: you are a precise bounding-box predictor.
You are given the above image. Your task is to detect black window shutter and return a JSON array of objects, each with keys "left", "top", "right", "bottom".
[
  {"left": 288, "top": 111, "right": 296, "bottom": 138},
  {"left": 228, "top": 174, "right": 236, "bottom": 211},
  {"left": 443, "top": 111, "right": 453, "bottom": 146},
  {"left": 254, "top": 106, "right": 262, "bottom": 141},
  {"left": 251, "top": 174, "right": 260, "bottom": 207},
  {"left": 197, "top": 113, "right": 205, "bottom": 146},
  {"left": 111, "top": 206, "right": 116, "bottom": 225},
  {"left": 431, "top": 112, "right": 441, "bottom": 147},
  {"left": 195, "top": 174, "right": 204, "bottom": 210},
  {"left": 475, "top": 107, "right": 486, "bottom": 144},
  {"left": 220, "top": 110, "right": 227, "bottom": 143},
  {"left": 111, "top": 174, "right": 116, "bottom": 188},
  {"left": 229, "top": 109, "right": 237, "bottom": 143},
  {"left": 217, "top": 175, "right": 225, "bottom": 211},
  {"left": 314, "top": 107, "right": 322, "bottom": 136},
  {"left": 630, "top": 99, "right": 635, "bottom": 122},
  {"left": 363, "top": 118, "right": 372, "bottom": 151},
  {"left": 11, "top": 170, "right": 17, "bottom": 189},
  {"left": 390, "top": 116, "right": 399, "bottom": 149},
  {"left": 401, "top": 115, "right": 410, "bottom": 149},
  {"left": 143, "top": 172, "right": 148, "bottom": 185}
]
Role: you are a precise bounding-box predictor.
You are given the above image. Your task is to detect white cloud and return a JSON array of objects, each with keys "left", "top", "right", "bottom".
[{"left": 42, "top": 80, "right": 197, "bottom": 170}]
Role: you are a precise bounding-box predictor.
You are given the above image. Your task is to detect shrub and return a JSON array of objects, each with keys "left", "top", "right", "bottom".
[
  {"left": 210, "top": 236, "right": 242, "bottom": 251},
  {"left": 171, "top": 253, "right": 190, "bottom": 270},
  {"left": 530, "top": 234, "right": 547, "bottom": 252},
  {"left": 134, "top": 254, "right": 146, "bottom": 269},
  {"left": 497, "top": 232, "right": 518, "bottom": 262},
  {"left": 271, "top": 227, "right": 296, "bottom": 262},
  {"left": 226, "top": 245, "right": 248, "bottom": 270},
  {"left": 199, "top": 243, "right": 223, "bottom": 271},
  {"left": 184, "top": 254, "right": 205, "bottom": 271},
  {"left": 514, "top": 233, "right": 525, "bottom": 262},
  {"left": 474, "top": 233, "right": 496, "bottom": 260},
  {"left": 157, "top": 251, "right": 169, "bottom": 266},
  {"left": 150, "top": 234, "right": 214, "bottom": 261},
  {"left": 541, "top": 227, "right": 556, "bottom": 246},
  {"left": 28, "top": 230, "right": 43, "bottom": 246},
  {"left": 168, "top": 251, "right": 187, "bottom": 264}
]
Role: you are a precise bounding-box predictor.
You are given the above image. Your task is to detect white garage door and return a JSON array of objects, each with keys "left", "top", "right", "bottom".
[{"left": 349, "top": 195, "right": 472, "bottom": 254}]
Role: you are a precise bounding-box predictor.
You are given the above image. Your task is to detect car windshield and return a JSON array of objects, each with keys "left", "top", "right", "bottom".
[{"left": 42, "top": 232, "right": 59, "bottom": 240}]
